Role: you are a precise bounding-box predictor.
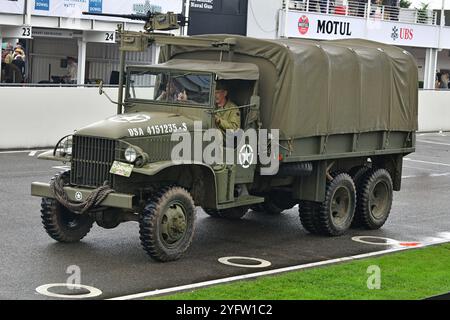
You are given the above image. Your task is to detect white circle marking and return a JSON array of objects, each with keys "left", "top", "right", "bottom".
[
  {"left": 36, "top": 283, "right": 102, "bottom": 299},
  {"left": 238, "top": 144, "right": 254, "bottom": 169},
  {"left": 109, "top": 114, "right": 150, "bottom": 123},
  {"left": 351, "top": 236, "right": 400, "bottom": 246},
  {"left": 218, "top": 256, "right": 271, "bottom": 268}
]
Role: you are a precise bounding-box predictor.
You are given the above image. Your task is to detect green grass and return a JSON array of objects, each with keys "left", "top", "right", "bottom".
[{"left": 155, "top": 244, "right": 450, "bottom": 300}]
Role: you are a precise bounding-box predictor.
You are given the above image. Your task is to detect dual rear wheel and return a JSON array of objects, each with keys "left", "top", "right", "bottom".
[{"left": 299, "top": 168, "right": 393, "bottom": 236}]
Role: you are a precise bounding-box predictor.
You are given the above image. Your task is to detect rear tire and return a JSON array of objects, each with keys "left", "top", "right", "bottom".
[
  {"left": 355, "top": 169, "right": 393, "bottom": 230},
  {"left": 316, "top": 173, "right": 356, "bottom": 236},
  {"left": 251, "top": 190, "right": 297, "bottom": 215},
  {"left": 299, "top": 201, "right": 321, "bottom": 234},
  {"left": 349, "top": 165, "right": 371, "bottom": 227}
]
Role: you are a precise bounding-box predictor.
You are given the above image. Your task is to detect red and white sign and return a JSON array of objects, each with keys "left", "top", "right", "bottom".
[
  {"left": 282, "top": 11, "right": 440, "bottom": 49},
  {"left": 297, "top": 15, "right": 309, "bottom": 35}
]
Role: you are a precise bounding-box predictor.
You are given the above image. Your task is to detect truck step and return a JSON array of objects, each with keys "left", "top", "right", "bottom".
[{"left": 217, "top": 195, "right": 264, "bottom": 210}]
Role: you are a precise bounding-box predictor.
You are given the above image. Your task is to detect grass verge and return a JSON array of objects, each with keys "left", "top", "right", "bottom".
[{"left": 153, "top": 243, "right": 450, "bottom": 300}]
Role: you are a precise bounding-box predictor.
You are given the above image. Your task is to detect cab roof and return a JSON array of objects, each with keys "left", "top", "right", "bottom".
[{"left": 129, "top": 59, "right": 259, "bottom": 81}]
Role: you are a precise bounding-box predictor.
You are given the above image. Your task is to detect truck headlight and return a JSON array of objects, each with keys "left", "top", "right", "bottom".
[{"left": 124, "top": 147, "right": 137, "bottom": 163}]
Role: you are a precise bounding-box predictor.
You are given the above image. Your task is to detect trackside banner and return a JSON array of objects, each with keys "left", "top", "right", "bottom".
[
  {"left": 281, "top": 10, "right": 440, "bottom": 49},
  {"left": 0, "top": 0, "right": 25, "bottom": 14},
  {"left": 31, "top": 0, "right": 183, "bottom": 20}
]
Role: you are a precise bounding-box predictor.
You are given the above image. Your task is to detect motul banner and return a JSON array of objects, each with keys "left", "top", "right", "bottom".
[
  {"left": 281, "top": 11, "right": 440, "bottom": 49},
  {"left": 31, "top": 0, "right": 183, "bottom": 20},
  {"left": 0, "top": 0, "right": 25, "bottom": 14}
]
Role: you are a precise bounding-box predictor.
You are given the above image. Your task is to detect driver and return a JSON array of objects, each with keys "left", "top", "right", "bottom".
[
  {"left": 214, "top": 81, "right": 240, "bottom": 133},
  {"left": 157, "top": 79, "right": 188, "bottom": 102}
]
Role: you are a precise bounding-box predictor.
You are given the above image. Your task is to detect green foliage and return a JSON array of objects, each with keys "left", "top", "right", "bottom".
[
  {"left": 400, "top": 0, "right": 412, "bottom": 8},
  {"left": 416, "top": 2, "right": 430, "bottom": 24}
]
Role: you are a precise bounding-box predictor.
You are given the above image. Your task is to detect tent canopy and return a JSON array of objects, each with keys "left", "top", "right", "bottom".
[
  {"left": 159, "top": 36, "right": 418, "bottom": 140},
  {"left": 144, "top": 59, "right": 260, "bottom": 81}
]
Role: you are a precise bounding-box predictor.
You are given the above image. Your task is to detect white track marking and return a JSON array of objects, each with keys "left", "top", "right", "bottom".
[
  {"left": 28, "top": 151, "right": 37, "bottom": 156},
  {"left": 0, "top": 149, "right": 48, "bottom": 155},
  {"left": 417, "top": 140, "right": 450, "bottom": 147},
  {"left": 36, "top": 283, "right": 102, "bottom": 299},
  {"left": 402, "top": 172, "right": 450, "bottom": 179},
  {"left": 404, "top": 158, "right": 450, "bottom": 168},
  {"left": 403, "top": 165, "right": 441, "bottom": 172},
  {"left": 218, "top": 257, "right": 272, "bottom": 268},
  {"left": 351, "top": 236, "right": 400, "bottom": 246},
  {"left": 108, "top": 238, "right": 450, "bottom": 300},
  {"left": 418, "top": 132, "right": 448, "bottom": 137},
  {"left": 430, "top": 172, "right": 450, "bottom": 177}
]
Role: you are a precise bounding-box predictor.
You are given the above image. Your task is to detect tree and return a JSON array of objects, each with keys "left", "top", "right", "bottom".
[
  {"left": 400, "top": 0, "right": 412, "bottom": 8},
  {"left": 416, "top": 2, "right": 430, "bottom": 24}
]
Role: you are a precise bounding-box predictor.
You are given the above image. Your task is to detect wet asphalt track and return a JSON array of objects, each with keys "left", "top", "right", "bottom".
[{"left": 0, "top": 132, "right": 450, "bottom": 299}]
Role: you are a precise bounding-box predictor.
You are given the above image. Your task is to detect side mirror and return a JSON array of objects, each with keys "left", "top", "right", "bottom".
[
  {"left": 97, "top": 81, "right": 118, "bottom": 106},
  {"left": 98, "top": 81, "right": 104, "bottom": 95}
]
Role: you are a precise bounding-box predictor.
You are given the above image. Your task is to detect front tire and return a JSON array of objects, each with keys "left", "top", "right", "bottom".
[
  {"left": 139, "top": 186, "right": 196, "bottom": 262},
  {"left": 41, "top": 197, "right": 94, "bottom": 243}
]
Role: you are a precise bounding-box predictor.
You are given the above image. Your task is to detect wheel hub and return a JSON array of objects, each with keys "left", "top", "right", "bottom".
[
  {"left": 330, "top": 186, "right": 351, "bottom": 226},
  {"left": 370, "top": 181, "right": 389, "bottom": 219},
  {"left": 160, "top": 203, "right": 187, "bottom": 245}
]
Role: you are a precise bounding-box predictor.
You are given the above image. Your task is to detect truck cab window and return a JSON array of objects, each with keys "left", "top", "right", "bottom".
[{"left": 127, "top": 69, "right": 211, "bottom": 106}]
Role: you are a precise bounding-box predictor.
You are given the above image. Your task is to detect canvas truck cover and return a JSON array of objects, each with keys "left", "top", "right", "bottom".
[
  {"left": 147, "top": 59, "right": 259, "bottom": 80},
  {"left": 159, "top": 36, "right": 418, "bottom": 140}
]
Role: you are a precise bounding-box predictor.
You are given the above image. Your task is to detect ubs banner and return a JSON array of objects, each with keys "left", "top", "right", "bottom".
[
  {"left": 282, "top": 11, "right": 440, "bottom": 49},
  {"left": 0, "top": 0, "right": 25, "bottom": 14},
  {"left": 31, "top": 0, "right": 183, "bottom": 19},
  {"left": 188, "top": 0, "right": 248, "bottom": 36}
]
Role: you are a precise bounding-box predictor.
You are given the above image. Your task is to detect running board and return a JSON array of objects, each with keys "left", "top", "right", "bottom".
[{"left": 217, "top": 195, "right": 264, "bottom": 210}]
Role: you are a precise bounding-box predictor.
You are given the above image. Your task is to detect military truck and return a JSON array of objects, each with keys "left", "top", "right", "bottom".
[{"left": 31, "top": 13, "right": 417, "bottom": 262}]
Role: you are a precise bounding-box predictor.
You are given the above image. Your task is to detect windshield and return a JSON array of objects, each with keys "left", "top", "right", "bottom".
[{"left": 126, "top": 69, "right": 212, "bottom": 106}]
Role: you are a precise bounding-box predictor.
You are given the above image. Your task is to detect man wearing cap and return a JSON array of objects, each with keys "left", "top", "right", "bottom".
[{"left": 214, "top": 81, "right": 240, "bottom": 134}]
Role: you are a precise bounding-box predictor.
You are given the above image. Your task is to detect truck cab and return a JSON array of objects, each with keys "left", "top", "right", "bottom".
[{"left": 31, "top": 58, "right": 266, "bottom": 262}]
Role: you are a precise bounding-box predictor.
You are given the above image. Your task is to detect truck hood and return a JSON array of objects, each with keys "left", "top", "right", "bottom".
[{"left": 75, "top": 111, "right": 203, "bottom": 139}]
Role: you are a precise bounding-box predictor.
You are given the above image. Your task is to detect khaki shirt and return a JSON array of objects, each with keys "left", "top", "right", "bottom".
[{"left": 215, "top": 100, "right": 241, "bottom": 132}]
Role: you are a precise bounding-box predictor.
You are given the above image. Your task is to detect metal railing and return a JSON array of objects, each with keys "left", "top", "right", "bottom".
[{"left": 285, "top": 0, "right": 437, "bottom": 25}]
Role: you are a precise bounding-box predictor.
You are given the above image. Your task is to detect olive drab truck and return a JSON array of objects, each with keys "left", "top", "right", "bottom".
[{"left": 31, "top": 11, "right": 418, "bottom": 262}]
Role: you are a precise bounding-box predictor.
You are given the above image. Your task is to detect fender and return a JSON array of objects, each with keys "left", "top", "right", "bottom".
[
  {"left": 37, "top": 149, "right": 69, "bottom": 162},
  {"left": 133, "top": 161, "right": 218, "bottom": 208}
]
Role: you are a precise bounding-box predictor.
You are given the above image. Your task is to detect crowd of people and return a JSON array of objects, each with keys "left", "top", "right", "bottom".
[{"left": 1, "top": 42, "right": 26, "bottom": 83}]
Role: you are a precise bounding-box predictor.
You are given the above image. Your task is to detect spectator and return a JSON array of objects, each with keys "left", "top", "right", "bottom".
[
  {"left": 65, "top": 56, "right": 78, "bottom": 84},
  {"left": 439, "top": 73, "right": 449, "bottom": 89},
  {"left": 1, "top": 61, "right": 23, "bottom": 83},
  {"left": 12, "top": 45, "right": 26, "bottom": 79}
]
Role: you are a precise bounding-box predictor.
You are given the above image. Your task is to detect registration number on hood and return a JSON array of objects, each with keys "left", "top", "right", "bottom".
[{"left": 128, "top": 123, "right": 188, "bottom": 137}]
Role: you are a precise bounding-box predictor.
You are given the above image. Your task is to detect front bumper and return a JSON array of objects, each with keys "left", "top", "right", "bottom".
[{"left": 31, "top": 182, "right": 134, "bottom": 209}]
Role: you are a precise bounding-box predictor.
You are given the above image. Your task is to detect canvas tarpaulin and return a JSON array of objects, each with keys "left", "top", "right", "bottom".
[
  {"left": 153, "top": 59, "right": 260, "bottom": 80},
  {"left": 159, "top": 36, "right": 418, "bottom": 140}
]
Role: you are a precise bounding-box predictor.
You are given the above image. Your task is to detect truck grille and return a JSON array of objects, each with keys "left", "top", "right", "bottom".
[{"left": 70, "top": 136, "right": 117, "bottom": 188}]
